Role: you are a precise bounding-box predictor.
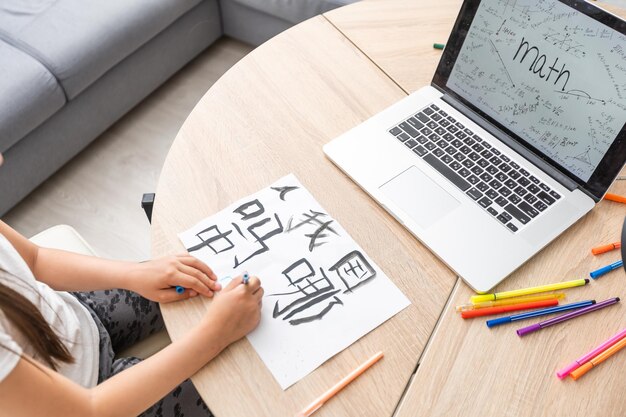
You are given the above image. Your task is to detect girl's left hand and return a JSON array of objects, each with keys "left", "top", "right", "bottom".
[{"left": 128, "top": 255, "right": 221, "bottom": 303}]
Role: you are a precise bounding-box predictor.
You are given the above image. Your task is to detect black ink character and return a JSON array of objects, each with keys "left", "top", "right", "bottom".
[
  {"left": 231, "top": 199, "right": 284, "bottom": 268},
  {"left": 271, "top": 185, "right": 299, "bottom": 201},
  {"left": 233, "top": 199, "right": 265, "bottom": 220},
  {"left": 270, "top": 258, "right": 343, "bottom": 326},
  {"left": 187, "top": 225, "right": 234, "bottom": 254},
  {"left": 329, "top": 251, "right": 376, "bottom": 293},
  {"left": 286, "top": 210, "right": 339, "bottom": 251}
]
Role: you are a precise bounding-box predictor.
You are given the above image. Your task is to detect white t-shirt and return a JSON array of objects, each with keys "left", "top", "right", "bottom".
[{"left": 0, "top": 233, "right": 100, "bottom": 387}]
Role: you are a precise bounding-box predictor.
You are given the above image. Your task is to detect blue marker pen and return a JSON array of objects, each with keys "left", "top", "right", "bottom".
[
  {"left": 242, "top": 271, "right": 250, "bottom": 285},
  {"left": 486, "top": 300, "right": 596, "bottom": 328},
  {"left": 590, "top": 260, "right": 624, "bottom": 279},
  {"left": 175, "top": 286, "right": 185, "bottom": 294}
]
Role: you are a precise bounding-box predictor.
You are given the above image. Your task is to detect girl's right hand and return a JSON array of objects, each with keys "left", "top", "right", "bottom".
[{"left": 204, "top": 275, "right": 263, "bottom": 348}]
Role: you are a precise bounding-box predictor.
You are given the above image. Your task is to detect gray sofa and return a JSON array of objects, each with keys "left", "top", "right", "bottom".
[{"left": 0, "top": 0, "right": 356, "bottom": 216}]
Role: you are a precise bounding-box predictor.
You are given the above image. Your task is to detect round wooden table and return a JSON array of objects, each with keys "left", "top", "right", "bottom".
[
  {"left": 152, "top": 1, "right": 626, "bottom": 416},
  {"left": 151, "top": 1, "right": 459, "bottom": 415}
]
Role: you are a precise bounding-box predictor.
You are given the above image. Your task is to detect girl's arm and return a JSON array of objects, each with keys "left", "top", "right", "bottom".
[
  {"left": 0, "top": 220, "right": 220, "bottom": 302},
  {"left": 0, "top": 276, "right": 263, "bottom": 417}
]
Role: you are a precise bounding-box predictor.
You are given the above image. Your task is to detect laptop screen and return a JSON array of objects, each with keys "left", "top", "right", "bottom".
[{"left": 434, "top": 0, "right": 626, "bottom": 198}]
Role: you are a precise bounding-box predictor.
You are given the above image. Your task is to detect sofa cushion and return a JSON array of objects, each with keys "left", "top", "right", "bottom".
[
  {"left": 0, "top": 40, "right": 65, "bottom": 153},
  {"left": 0, "top": 0, "right": 204, "bottom": 100},
  {"left": 228, "top": 0, "right": 357, "bottom": 24}
]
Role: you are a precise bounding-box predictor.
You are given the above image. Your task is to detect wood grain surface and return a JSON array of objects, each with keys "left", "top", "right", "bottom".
[
  {"left": 395, "top": 178, "right": 626, "bottom": 417},
  {"left": 152, "top": 1, "right": 626, "bottom": 416},
  {"left": 325, "top": 0, "right": 463, "bottom": 93},
  {"left": 151, "top": 15, "right": 457, "bottom": 417}
]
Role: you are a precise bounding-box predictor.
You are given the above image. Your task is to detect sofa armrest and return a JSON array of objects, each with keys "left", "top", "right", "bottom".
[
  {"left": 29, "top": 225, "right": 171, "bottom": 358},
  {"left": 29, "top": 224, "right": 98, "bottom": 256}
]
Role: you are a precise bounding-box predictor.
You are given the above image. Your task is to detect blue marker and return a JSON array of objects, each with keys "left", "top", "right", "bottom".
[
  {"left": 486, "top": 300, "right": 595, "bottom": 328},
  {"left": 175, "top": 286, "right": 185, "bottom": 294},
  {"left": 590, "top": 260, "right": 624, "bottom": 279},
  {"left": 242, "top": 271, "right": 250, "bottom": 285}
]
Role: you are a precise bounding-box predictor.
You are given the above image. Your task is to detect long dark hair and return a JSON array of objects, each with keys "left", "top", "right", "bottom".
[{"left": 0, "top": 271, "right": 74, "bottom": 370}]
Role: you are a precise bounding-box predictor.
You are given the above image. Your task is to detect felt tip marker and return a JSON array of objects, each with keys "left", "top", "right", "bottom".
[
  {"left": 455, "top": 293, "right": 565, "bottom": 312},
  {"left": 243, "top": 271, "right": 250, "bottom": 285},
  {"left": 486, "top": 300, "right": 595, "bottom": 328},
  {"left": 470, "top": 278, "right": 589, "bottom": 304},
  {"left": 590, "top": 260, "right": 623, "bottom": 279},
  {"left": 591, "top": 242, "right": 621, "bottom": 255},
  {"left": 175, "top": 286, "right": 185, "bottom": 294},
  {"left": 570, "top": 337, "right": 626, "bottom": 380},
  {"left": 295, "top": 352, "right": 383, "bottom": 417},
  {"left": 516, "top": 297, "right": 620, "bottom": 337},
  {"left": 556, "top": 328, "right": 626, "bottom": 379},
  {"left": 604, "top": 193, "right": 626, "bottom": 204},
  {"left": 461, "top": 299, "right": 558, "bottom": 319}
]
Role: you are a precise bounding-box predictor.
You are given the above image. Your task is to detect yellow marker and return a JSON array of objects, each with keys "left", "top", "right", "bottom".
[
  {"left": 470, "top": 279, "right": 589, "bottom": 304},
  {"left": 456, "top": 292, "right": 565, "bottom": 312}
]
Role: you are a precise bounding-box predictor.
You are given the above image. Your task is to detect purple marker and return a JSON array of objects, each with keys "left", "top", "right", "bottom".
[{"left": 517, "top": 297, "right": 620, "bottom": 337}]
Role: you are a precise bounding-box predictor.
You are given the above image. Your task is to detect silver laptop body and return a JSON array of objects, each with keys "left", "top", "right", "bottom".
[{"left": 324, "top": 0, "right": 626, "bottom": 292}]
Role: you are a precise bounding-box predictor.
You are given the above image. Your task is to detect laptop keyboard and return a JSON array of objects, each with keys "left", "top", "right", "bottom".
[{"left": 388, "top": 104, "right": 561, "bottom": 233}]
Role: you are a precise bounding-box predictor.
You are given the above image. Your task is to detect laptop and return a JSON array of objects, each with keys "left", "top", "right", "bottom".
[{"left": 324, "top": 0, "right": 626, "bottom": 292}]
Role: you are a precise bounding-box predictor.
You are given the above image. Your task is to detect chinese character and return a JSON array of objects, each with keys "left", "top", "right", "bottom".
[
  {"left": 270, "top": 258, "right": 343, "bottom": 326},
  {"left": 187, "top": 225, "right": 234, "bottom": 254},
  {"left": 231, "top": 199, "right": 284, "bottom": 268},
  {"left": 329, "top": 251, "right": 376, "bottom": 293},
  {"left": 233, "top": 199, "right": 265, "bottom": 220},
  {"left": 271, "top": 185, "right": 299, "bottom": 201},
  {"left": 286, "top": 210, "right": 339, "bottom": 251}
]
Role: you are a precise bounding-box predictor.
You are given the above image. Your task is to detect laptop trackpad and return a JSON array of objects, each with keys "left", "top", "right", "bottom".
[{"left": 380, "top": 166, "right": 460, "bottom": 228}]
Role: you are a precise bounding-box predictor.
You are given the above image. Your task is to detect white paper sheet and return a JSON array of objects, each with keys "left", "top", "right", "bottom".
[{"left": 179, "top": 174, "right": 410, "bottom": 389}]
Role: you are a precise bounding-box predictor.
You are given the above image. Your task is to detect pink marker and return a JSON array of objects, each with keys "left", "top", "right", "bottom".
[{"left": 556, "top": 328, "right": 626, "bottom": 379}]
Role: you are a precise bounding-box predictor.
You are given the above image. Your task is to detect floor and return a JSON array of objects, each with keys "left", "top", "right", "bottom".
[{"left": 3, "top": 38, "right": 253, "bottom": 261}]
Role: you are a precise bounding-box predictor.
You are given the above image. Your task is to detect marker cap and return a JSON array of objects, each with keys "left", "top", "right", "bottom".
[
  {"left": 556, "top": 361, "right": 580, "bottom": 379},
  {"left": 486, "top": 317, "right": 512, "bottom": 328},
  {"left": 517, "top": 323, "right": 541, "bottom": 337},
  {"left": 590, "top": 264, "right": 612, "bottom": 279},
  {"left": 591, "top": 243, "right": 619, "bottom": 255},
  {"left": 470, "top": 294, "right": 496, "bottom": 304}
]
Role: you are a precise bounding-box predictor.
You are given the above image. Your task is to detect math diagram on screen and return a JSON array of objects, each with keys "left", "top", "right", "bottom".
[{"left": 447, "top": 0, "right": 626, "bottom": 181}]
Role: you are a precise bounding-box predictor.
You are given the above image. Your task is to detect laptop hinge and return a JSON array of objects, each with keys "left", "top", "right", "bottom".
[{"left": 441, "top": 93, "right": 580, "bottom": 193}]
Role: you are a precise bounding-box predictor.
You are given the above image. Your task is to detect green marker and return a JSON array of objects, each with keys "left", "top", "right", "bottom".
[{"left": 433, "top": 43, "right": 445, "bottom": 50}]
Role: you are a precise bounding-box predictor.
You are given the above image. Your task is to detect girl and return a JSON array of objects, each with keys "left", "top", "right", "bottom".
[{"left": 0, "top": 161, "right": 263, "bottom": 417}]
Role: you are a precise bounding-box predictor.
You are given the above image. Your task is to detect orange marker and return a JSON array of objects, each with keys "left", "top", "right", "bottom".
[
  {"left": 295, "top": 352, "right": 383, "bottom": 417},
  {"left": 604, "top": 193, "right": 626, "bottom": 204},
  {"left": 591, "top": 242, "right": 621, "bottom": 255},
  {"left": 570, "top": 337, "right": 626, "bottom": 380},
  {"left": 461, "top": 299, "right": 558, "bottom": 319}
]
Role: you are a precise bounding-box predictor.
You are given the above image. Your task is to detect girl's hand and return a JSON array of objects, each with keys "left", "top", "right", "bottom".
[
  {"left": 128, "top": 255, "right": 221, "bottom": 303},
  {"left": 205, "top": 275, "right": 263, "bottom": 348}
]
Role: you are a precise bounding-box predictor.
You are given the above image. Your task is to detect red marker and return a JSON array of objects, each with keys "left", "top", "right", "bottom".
[{"left": 461, "top": 299, "right": 559, "bottom": 319}]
